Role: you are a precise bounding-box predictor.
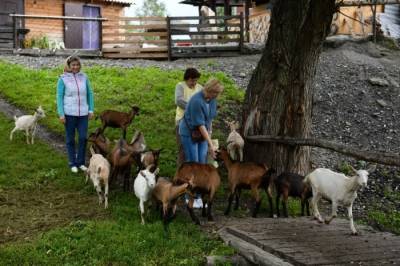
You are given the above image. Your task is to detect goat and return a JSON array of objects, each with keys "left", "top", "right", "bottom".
[
  {"left": 88, "top": 128, "right": 111, "bottom": 157},
  {"left": 226, "top": 121, "right": 244, "bottom": 161},
  {"left": 138, "top": 148, "right": 163, "bottom": 172},
  {"left": 86, "top": 147, "right": 111, "bottom": 208},
  {"left": 152, "top": 177, "right": 192, "bottom": 232},
  {"left": 98, "top": 105, "right": 140, "bottom": 139},
  {"left": 208, "top": 139, "right": 219, "bottom": 168},
  {"left": 10, "top": 106, "right": 45, "bottom": 144},
  {"left": 109, "top": 138, "right": 140, "bottom": 191},
  {"left": 134, "top": 165, "right": 159, "bottom": 224},
  {"left": 217, "top": 147, "right": 276, "bottom": 217},
  {"left": 173, "top": 162, "right": 221, "bottom": 224},
  {"left": 304, "top": 165, "right": 376, "bottom": 235},
  {"left": 275, "top": 172, "right": 312, "bottom": 217}
]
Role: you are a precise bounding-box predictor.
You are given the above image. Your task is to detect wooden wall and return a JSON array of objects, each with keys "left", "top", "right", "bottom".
[{"left": 24, "top": 0, "right": 124, "bottom": 43}]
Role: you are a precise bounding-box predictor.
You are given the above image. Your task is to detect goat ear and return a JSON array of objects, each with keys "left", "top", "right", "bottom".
[
  {"left": 154, "top": 168, "right": 160, "bottom": 176},
  {"left": 140, "top": 171, "right": 145, "bottom": 177},
  {"left": 97, "top": 167, "right": 102, "bottom": 174},
  {"left": 349, "top": 165, "right": 357, "bottom": 174},
  {"left": 366, "top": 164, "right": 376, "bottom": 173}
]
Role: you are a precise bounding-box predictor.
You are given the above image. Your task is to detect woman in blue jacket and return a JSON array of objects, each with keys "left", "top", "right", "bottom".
[
  {"left": 179, "top": 78, "right": 224, "bottom": 163},
  {"left": 57, "top": 56, "right": 94, "bottom": 173}
]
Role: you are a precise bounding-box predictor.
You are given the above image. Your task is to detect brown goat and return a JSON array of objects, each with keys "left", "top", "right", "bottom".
[
  {"left": 109, "top": 138, "right": 139, "bottom": 191},
  {"left": 152, "top": 177, "right": 192, "bottom": 232},
  {"left": 217, "top": 148, "right": 276, "bottom": 217},
  {"left": 98, "top": 106, "right": 140, "bottom": 139},
  {"left": 275, "top": 172, "right": 312, "bottom": 217},
  {"left": 173, "top": 163, "right": 221, "bottom": 224},
  {"left": 138, "top": 149, "right": 163, "bottom": 172},
  {"left": 88, "top": 128, "right": 111, "bottom": 157}
]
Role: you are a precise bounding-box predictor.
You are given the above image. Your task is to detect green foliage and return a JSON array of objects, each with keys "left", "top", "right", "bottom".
[
  {"left": 135, "top": 0, "right": 167, "bottom": 17},
  {"left": 367, "top": 210, "right": 400, "bottom": 235},
  {"left": 23, "top": 35, "right": 50, "bottom": 49}
]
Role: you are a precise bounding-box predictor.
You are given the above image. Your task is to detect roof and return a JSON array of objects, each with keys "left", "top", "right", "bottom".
[{"left": 100, "top": 0, "right": 134, "bottom": 6}]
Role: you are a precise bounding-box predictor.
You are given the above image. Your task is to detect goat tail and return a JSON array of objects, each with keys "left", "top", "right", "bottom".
[
  {"left": 89, "top": 145, "right": 96, "bottom": 156},
  {"left": 303, "top": 173, "right": 311, "bottom": 184}
]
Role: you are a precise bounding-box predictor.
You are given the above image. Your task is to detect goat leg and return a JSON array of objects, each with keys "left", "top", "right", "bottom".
[
  {"left": 10, "top": 127, "right": 17, "bottom": 141},
  {"left": 186, "top": 197, "right": 200, "bottom": 225},
  {"left": 202, "top": 197, "right": 207, "bottom": 218},
  {"left": 224, "top": 192, "right": 234, "bottom": 216},
  {"left": 234, "top": 189, "right": 241, "bottom": 210},
  {"left": 207, "top": 200, "right": 214, "bottom": 221},
  {"left": 348, "top": 203, "right": 358, "bottom": 235},
  {"left": 276, "top": 194, "right": 280, "bottom": 217},
  {"left": 325, "top": 202, "right": 338, "bottom": 224},
  {"left": 266, "top": 186, "right": 274, "bottom": 218}
]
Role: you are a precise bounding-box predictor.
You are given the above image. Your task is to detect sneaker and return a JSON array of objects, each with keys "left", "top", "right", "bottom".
[
  {"left": 193, "top": 198, "right": 203, "bottom": 209},
  {"left": 71, "top": 166, "right": 78, "bottom": 173},
  {"left": 79, "top": 165, "right": 88, "bottom": 171}
]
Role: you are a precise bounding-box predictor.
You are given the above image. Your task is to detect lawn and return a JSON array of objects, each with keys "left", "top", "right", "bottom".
[{"left": 0, "top": 61, "right": 242, "bottom": 265}]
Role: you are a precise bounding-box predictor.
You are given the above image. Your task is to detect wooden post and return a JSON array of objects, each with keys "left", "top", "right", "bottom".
[
  {"left": 166, "top": 16, "right": 172, "bottom": 61},
  {"left": 372, "top": 0, "right": 377, "bottom": 43},
  {"left": 245, "top": 0, "right": 250, "bottom": 42},
  {"left": 13, "top": 15, "right": 18, "bottom": 49},
  {"left": 239, "top": 12, "right": 244, "bottom": 53}
]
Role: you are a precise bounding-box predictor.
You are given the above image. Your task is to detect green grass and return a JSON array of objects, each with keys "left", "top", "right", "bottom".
[
  {"left": 367, "top": 209, "right": 400, "bottom": 235},
  {"left": 0, "top": 61, "right": 244, "bottom": 177},
  {"left": 0, "top": 62, "right": 240, "bottom": 264}
]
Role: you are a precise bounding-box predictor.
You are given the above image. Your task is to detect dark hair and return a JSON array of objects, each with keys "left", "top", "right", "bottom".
[{"left": 183, "top": 68, "right": 201, "bottom": 81}]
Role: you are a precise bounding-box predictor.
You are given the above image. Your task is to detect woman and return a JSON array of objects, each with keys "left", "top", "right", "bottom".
[
  {"left": 179, "top": 78, "right": 223, "bottom": 164},
  {"left": 57, "top": 56, "right": 94, "bottom": 173},
  {"left": 175, "top": 68, "right": 203, "bottom": 167}
]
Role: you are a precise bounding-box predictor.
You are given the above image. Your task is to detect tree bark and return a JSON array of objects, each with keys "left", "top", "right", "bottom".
[
  {"left": 242, "top": 0, "right": 337, "bottom": 175},
  {"left": 246, "top": 136, "right": 400, "bottom": 167}
]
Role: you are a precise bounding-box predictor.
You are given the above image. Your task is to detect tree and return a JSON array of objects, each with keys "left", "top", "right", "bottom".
[
  {"left": 242, "top": 0, "right": 337, "bottom": 175},
  {"left": 135, "top": 0, "right": 167, "bottom": 17}
]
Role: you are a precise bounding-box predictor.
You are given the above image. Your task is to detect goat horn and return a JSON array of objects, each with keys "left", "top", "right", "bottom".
[{"left": 349, "top": 165, "right": 357, "bottom": 174}]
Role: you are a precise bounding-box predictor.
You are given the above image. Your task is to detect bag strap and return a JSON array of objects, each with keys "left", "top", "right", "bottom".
[{"left": 183, "top": 104, "right": 207, "bottom": 131}]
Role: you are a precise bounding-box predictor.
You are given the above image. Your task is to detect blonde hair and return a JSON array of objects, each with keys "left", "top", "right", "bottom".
[
  {"left": 204, "top": 78, "right": 224, "bottom": 94},
  {"left": 64, "top": 55, "right": 81, "bottom": 73}
]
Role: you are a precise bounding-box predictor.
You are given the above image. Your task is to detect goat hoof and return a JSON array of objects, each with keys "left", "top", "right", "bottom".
[
  {"left": 351, "top": 231, "right": 359, "bottom": 236},
  {"left": 324, "top": 220, "right": 331, "bottom": 225}
]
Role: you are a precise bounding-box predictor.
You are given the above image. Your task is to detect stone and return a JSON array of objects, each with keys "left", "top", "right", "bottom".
[
  {"left": 376, "top": 99, "right": 388, "bottom": 107},
  {"left": 368, "top": 77, "right": 389, "bottom": 87}
]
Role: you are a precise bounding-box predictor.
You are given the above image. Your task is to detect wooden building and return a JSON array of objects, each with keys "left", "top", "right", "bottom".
[{"left": 0, "top": 0, "right": 133, "bottom": 49}]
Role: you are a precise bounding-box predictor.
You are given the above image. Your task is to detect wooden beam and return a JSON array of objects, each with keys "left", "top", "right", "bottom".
[
  {"left": 246, "top": 135, "right": 400, "bottom": 167},
  {"left": 9, "top": 14, "right": 107, "bottom": 21},
  {"left": 169, "top": 15, "right": 241, "bottom": 20},
  {"left": 102, "top": 39, "right": 167, "bottom": 44},
  {"left": 103, "top": 52, "right": 168, "bottom": 58},
  {"left": 102, "top": 32, "right": 168, "bottom": 37},
  {"left": 103, "top": 24, "right": 167, "bottom": 30},
  {"left": 172, "top": 30, "right": 241, "bottom": 35},
  {"left": 338, "top": 0, "right": 400, "bottom": 6}
]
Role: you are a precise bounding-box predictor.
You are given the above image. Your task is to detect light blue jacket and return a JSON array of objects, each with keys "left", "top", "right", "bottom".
[{"left": 56, "top": 72, "right": 94, "bottom": 117}]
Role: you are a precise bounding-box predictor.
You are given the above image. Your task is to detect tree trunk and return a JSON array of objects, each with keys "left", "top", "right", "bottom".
[{"left": 242, "top": 0, "right": 337, "bottom": 175}]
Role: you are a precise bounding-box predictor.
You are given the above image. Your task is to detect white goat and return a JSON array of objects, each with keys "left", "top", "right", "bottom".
[
  {"left": 208, "top": 139, "right": 219, "bottom": 168},
  {"left": 10, "top": 106, "right": 45, "bottom": 144},
  {"left": 226, "top": 121, "right": 244, "bottom": 161},
  {"left": 134, "top": 165, "right": 159, "bottom": 224},
  {"left": 304, "top": 165, "right": 376, "bottom": 235},
  {"left": 86, "top": 147, "right": 111, "bottom": 209}
]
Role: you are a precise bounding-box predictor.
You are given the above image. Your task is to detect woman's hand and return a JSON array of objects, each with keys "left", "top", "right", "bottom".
[
  {"left": 208, "top": 144, "right": 217, "bottom": 159},
  {"left": 59, "top": 116, "right": 65, "bottom": 124},
  {"left": 88, "top": 113, "right": 95, "bottom": 120}
]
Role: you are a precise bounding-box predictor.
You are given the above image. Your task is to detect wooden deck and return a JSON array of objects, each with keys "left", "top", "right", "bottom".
[{"left": 214, "top": 217, "right": 400, "bottom": 266}]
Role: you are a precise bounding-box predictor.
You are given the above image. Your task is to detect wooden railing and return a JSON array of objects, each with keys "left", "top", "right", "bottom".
[{"left": 102, "top": 16, "right": 168, "bottom": 59}]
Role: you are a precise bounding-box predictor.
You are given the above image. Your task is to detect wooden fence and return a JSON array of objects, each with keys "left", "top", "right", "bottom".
[
  {"left": 102, "top": 14, "right": 244, "bottom": 60},
  {"left": 102, "top": 16, "right": 168, "bottom": 59}
]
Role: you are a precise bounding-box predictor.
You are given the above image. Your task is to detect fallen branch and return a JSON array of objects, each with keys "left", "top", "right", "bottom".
[{"left": 246, "top": 135, "right": 400, "bottom": 167}]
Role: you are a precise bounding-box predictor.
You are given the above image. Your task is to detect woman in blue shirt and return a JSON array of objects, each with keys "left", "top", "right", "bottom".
[
  {"left": 179, "top": 78, "right": 223, "bottom": 163},
  {"left": 56, "top": 56, "right": 94, "bottom": 173}
]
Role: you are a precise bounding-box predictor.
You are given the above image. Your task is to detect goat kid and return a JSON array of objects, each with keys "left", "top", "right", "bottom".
[
  {"left": 10, "top": 106, "right": 45, "bottom": 144},
  {"left": 98, "top": 105, "right": 140, "bottom": 139},
  {"left": 226, "top": 121, "right": 244, "bottom": 162},
  {"left": 173, "top": 163, "right": 221, "bottom": 224},
  {"left": 86, "top": 147, "right": 111, "bottom": 208},
  {"left": 88, "top": 128, "right": 111, "bottom": 157},
  {"left": 152, "top": 177, "right": 193, "bottom": 232},
  {"left": 134, "top": 165, "right": 159, "bottom": 225},
  {"left": 275, "top": 172, "right": 312, "bottom": 217},
  {"left": 217, "top": 147, "right": 276, "bottom": 218},
  {"left": 304, "top": 165, "right": 376, "bottom": 235}
]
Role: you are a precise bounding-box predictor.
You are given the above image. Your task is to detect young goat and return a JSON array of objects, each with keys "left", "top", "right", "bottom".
[
  {"left": 275, "top": 172, "right": 312, "bottom": 217},
  {"left": 98, "top": 105, "right": 140, "bottom": 139},
  {"left": 173, "top": 163, "right": 221, "bottom": 224},
  {"left": 86, "top": 147, "right": 111, "bottom": 208},
  {"left": 304, "top": 165, "right": 376, "bottom": 235},
  {"left": 152, "top": 177, "right": 192, "bottom": 232},
  {"left": 226, "top": 121, "right": 244, "bottom": 161},
  {"left": 134, "top": 165, "right": 159, "bottom": 225},
  {"left": 138, "top": 149, "right": 163, "bottom": 172},
  {"left": 10, "top": 106, "right": 45, "bottom": 144},
  {"left": 88, "top": 128, "right": 111, "bottom": 157},
  {"left": 217, "top": 147, "right": 276, "bottom": 217},
  {"left": 109, "top": 138, "right": 139, "bottom": 191}
]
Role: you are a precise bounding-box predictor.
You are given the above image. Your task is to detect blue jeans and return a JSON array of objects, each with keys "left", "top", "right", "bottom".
[
  {"left": 65, "top": 115, "right": 88, "bottom": 167},
  {"left": 180, "top": 135, "right": 208, "bottom": 163}
]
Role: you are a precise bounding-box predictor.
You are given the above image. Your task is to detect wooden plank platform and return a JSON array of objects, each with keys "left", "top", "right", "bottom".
[{"left": 216, "top": 217, "right": 400, "bottom": 266}]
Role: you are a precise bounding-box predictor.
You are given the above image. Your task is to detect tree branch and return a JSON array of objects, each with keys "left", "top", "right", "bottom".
[{"left": 246, "top": 135, "right": 400, "bottom": 167}]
